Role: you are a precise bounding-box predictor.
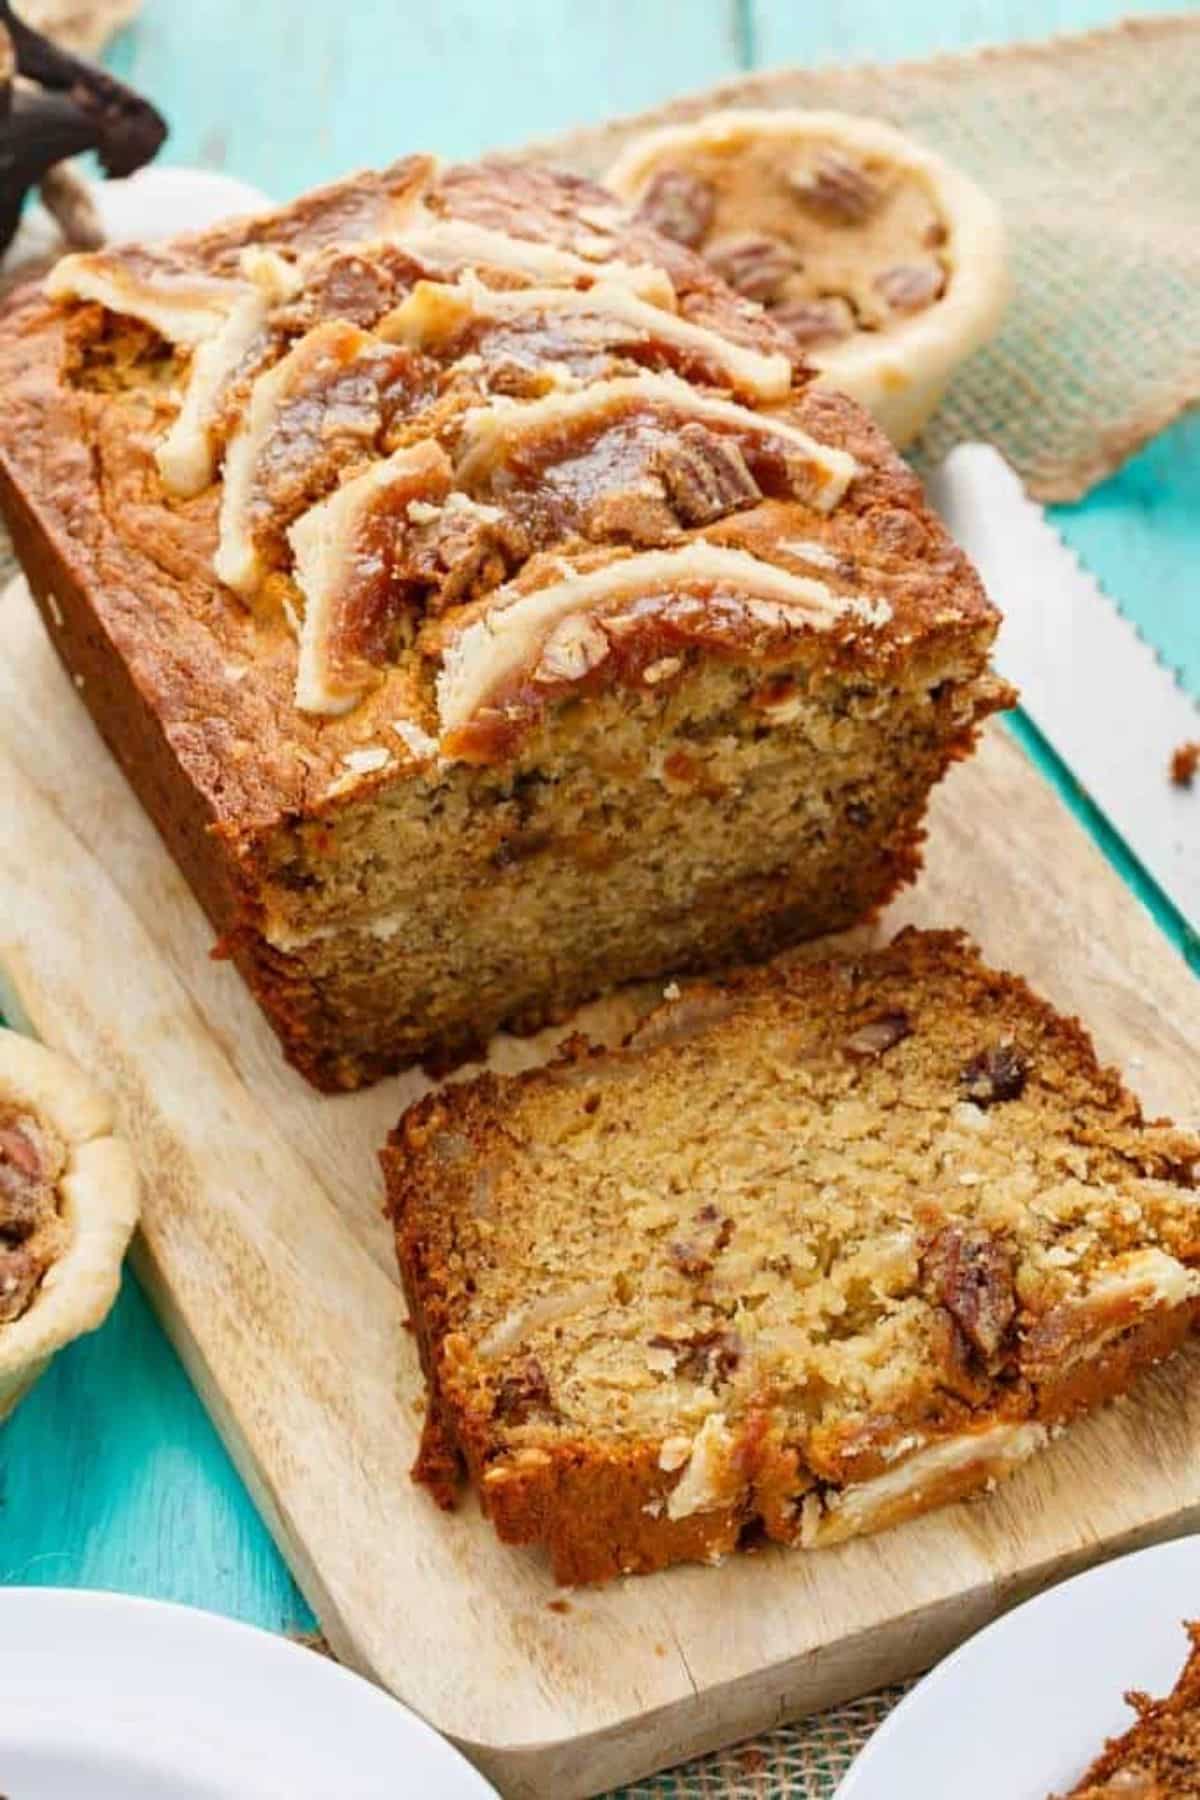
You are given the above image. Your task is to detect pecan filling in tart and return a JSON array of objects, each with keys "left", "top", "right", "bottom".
[
  {"left": 606, "top": 109, "right": 1008, "bottom": 448},
  {"left": 0, "top": 1106, "right": 67, "bottom": 1324},
  {"left": 0, "top": 1027, "right": 139, "bottom": 1418}
]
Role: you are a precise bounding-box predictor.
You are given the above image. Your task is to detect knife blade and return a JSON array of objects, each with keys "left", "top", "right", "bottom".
[{"left": 925, "top": 444, "right": 1200, "bottom": 932}]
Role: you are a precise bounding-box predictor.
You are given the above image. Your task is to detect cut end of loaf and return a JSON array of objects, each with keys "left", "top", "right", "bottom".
[{"left": 253, "top": 632, "right": 1007, "bottom": 1088}]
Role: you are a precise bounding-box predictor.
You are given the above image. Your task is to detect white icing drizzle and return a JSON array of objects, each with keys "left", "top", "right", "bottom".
[
  {"left": 1079, "top": 1248, "right": 1200, "bottom": 1312},
  {"left": 388, "top": 215, "right": 676, "bottom": 306},
  {"left": 157, "top": 249, "right": 302, "bottom": 498},
  {"left": 453, "top": 369, "right": 858, "bottom": 509},
  {"left": 665, "top": 1414, "right": 738, "bottom": 1520},
  {"left": 288, "top": 440, "right": 452, "bottom": 716},
  {"left": 381, "top": 272, "right": 791, "bottom": 402},
  {"left": 46, "top": 251, "right": 242, "bottom": 346},
  {"left": 215, "top": 320, "right": 377, "bottom": 598},
  {"left": 436, "top": 541, "right": 891, "bottom": 739},
  {"left": 322, "top": 746, "right": 394, "bottom": 800},
  {"left": 391, "top": 718, "right": 439, "bottom": 762},
  {"left": 800, "top": 1421, "right": 1048, "bottom": 1548},
  {"left": 778, "top": 537, "right": 841, "bottom": 569}
]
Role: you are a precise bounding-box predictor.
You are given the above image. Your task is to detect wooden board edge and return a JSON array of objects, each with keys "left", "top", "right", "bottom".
[
  {"left": 126, "top": 1239, "right": 385, "bottom": 1675},
  {"left": 0, "top": 930, "right": 392, "bottom": 1691},
  {"left": 459, "top": 1510, "right": 1200, "bottom": 1799}
]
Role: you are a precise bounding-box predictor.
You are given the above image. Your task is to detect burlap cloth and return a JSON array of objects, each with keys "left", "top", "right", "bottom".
[
  {"left": 520, "top": 11, "right": 1200, "bottom": 502},
  {"left": 609, "top": 1692, "right": 915, "bottom": 1800},
  {"left": 3, "top": 11, "right": 1195, "bottom": 1797}
]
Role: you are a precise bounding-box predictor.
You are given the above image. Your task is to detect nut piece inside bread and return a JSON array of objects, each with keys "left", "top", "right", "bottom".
[
  {"left": 0, "top": 153, "right": 1008, "bottom": 1089},
  {"left": 606, "top": 109, "right": 1009, "bottom": 448},
  {"left": 386, "top": 930, "right": 1200, "bottom": 1585}
]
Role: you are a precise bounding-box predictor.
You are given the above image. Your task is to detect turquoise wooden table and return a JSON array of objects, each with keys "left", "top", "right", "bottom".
[{"left": 3, "top": 0, "right": 1198, "bottom": 1752}]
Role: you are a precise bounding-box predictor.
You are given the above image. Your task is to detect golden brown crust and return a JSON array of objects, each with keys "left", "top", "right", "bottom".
[
  {"left": 386, "top": 929, "right": 1200, "bottom": 1584},
  {"left": 0, "top": 158, "right": 995, "bottom": 829},
  {"left": 0, "top": 327, "right": 992, "bottom": 826}
]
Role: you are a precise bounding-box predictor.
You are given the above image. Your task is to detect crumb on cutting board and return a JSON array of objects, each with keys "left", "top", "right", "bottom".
[{"left": 1170, "top": 741, "right": 1200, "bottom": 787}]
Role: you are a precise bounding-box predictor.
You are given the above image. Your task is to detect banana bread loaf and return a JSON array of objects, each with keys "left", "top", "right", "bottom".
[
  {"left": 605, "top": 109, "right": 1008, "bottom": 448},
  {"left": 0, "top": 154, "right": 1009, "bottom": 1089},
  {"left": 387, "top": 929, "right": 1200, "bottom": 1585}
]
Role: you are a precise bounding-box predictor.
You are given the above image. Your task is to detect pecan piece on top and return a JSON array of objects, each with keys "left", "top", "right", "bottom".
[
  {"left": 960, "top": 1044, "right": 1030, "bottom": 1108},
  {"left": 771, "top": 294, "right": 856, "bottom": 349},
  {"left": 653, "top": 421, "right": 762, "bottom": 526},
  {"left": 844, "top": 1010, "right": 913, "bottom": 1058},
  {"left": 407, "top": 502, "right": 527, "bottom": 616},
  {"left": 493, "top": 1355, "right": 554, "bottom": 1423},
  {"left": 788, "top": 153, "right": 882, "bottom": 224},
  {"left": 582, "top": 484, "right": 680, "bottom": 549},
  {"left": 874, "top": 261, "right": 946, "bottom": 314},
  {"left": 924, "top": 1224, "right": 1016, "bottom": 1361},
  {"left": 635, "top": 167, "right": 716, "bottom": 248},
  {"left": 706, "top": 233, "right": 797, "bottom": 303},
  {"left": 928, "top": 1307, "right": 992, "bottom": 1405}
]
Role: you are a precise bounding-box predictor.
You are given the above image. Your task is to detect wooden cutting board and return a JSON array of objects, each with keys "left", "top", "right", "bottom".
[{"left": 4, "top": 551, "right": 1200, "bottom": 1800}]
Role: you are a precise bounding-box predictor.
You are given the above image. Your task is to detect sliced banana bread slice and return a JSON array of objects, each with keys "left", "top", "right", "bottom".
[{"left": 385, "top": 929, "right": 1200, "bottom": 1585}]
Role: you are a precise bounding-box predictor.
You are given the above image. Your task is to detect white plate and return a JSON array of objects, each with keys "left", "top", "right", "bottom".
[
  {"left": 83, "top": 166, "right": 272, "bottom": 242},
  {"left": 0, "top": 1587, "right": 496, "bottom": 1798},
  {"left": 4, "top": 165, "right": 271, "bottom": 270},
  {"left": 837, "top": 1535, "right": 1200, "bottom": 1798}
]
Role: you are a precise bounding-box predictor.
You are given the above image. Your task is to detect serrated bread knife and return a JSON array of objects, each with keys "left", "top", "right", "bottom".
[{"left": 926, "top": 444, "right": 1200, "bottom": 932}]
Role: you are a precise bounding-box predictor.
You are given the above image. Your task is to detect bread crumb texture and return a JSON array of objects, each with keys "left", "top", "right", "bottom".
[{"left": 386, "top": 930, "right": 1200, "bottom": 1584}]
